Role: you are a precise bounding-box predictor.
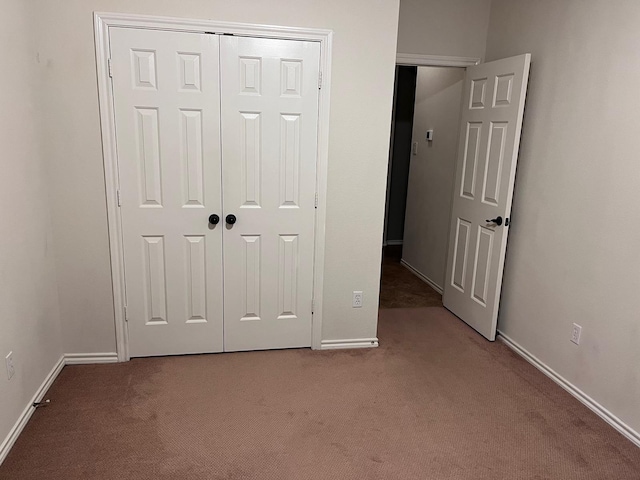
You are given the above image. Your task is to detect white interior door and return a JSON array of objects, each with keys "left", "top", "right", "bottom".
[
  {"left": 443, "top": 54, "right": 531, "bottom": 340},
  {"left": 111, "top": 28, "right": 224, "bottom": 356},
  {"left": 220, "top": 36, "right": 320, "bottom": 351}
]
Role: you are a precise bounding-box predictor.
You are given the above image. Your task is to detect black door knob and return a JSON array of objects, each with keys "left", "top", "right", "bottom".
[
  {"left": 226, "top": 214, "right": 237, "bottom": 225},
  {"left": 208, "top": 214, "right": 220, "bottom": 225},
  {"left": 486, "top": 216, "right": 503, "bottom": 226}
]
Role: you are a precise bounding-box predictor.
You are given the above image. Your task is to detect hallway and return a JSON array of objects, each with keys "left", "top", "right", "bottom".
[{"left": 379, "top": 246, "right": 442, "bottom": 309}]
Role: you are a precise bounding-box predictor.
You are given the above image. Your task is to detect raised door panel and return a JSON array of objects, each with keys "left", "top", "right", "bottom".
[
  {"left": 180, "top": 110, "right": 205, "bottom": 207},
  {"left": 185, "top": 235, "right": 207, "bottom": 323},
  {"left": 240, "top": 235, "right": 262, "bottom": 321},
  {"left": 240, "top": 112, "right": 262, "bottom": 207}
]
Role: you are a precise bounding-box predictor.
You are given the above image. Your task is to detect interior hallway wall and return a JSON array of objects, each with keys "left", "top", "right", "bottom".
[
  {"left": 397, "top": 0, "right": 492, "bottom": 59},
  {"left": 0, "top": 0, "right": 63, "bottom": 454},
  {"left": 487, "top": 0, "right": 640, "bottom": 436},
  {"left": 32, "top": 0, "right": 400, "bottom": 353},
  {"left": 402, "top": 66, "right": 465, "bottom": 289}
]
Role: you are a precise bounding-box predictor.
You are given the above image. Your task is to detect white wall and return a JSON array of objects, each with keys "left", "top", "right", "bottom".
[
  {"left": 487, "top": 0, "right": 640, "bottom": 434},
  {"left": 0, "top": 0, "right": 63, "bottom": 451},
  {"left": 397, "top": 0, "right": 491, "bottom": 59},
  {"left": 32, "top": 0, "right": 400, "bottom": 351},
  {"left": 402, "top": 66, "right": 464, "bottom": 289}
]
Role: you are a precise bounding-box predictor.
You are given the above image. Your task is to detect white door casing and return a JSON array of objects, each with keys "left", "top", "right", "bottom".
[
  {"left": 220, "top": 36, "right": 321, "bottom": 351},
  {"left": 111, "top": 28, "right": 224, "bottom": 356},
  {"left": 96, "top": 14, "right": 333, "bottom": 361},
  {"left": 443, "top": 54, "right": 531, "bottom": 341}
]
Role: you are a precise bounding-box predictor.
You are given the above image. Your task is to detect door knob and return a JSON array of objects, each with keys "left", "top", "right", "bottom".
[
  {"left": 208, "top": 214, "right": 220, "bottom": 225},
  {"left": 486, "top": 216, "right": 503, "bottom": 226},
  {"left": 225, "top": 214, "right": 237, "bottom": 225}
]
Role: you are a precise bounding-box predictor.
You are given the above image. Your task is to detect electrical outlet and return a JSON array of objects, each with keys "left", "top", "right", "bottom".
[
  {"left": 5, "top": 352, "right": 15, "bottom": 380},
  {"left": 352, "top": 291, "right": 363, "bottom": 308},
  {"left": 570, "top": 323, "right": 582, "bottom": 345}
]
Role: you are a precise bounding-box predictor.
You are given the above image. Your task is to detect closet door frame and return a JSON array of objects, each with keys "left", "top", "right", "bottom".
[{"left": 94, "top": 12, "right": 333, "bottom": 361}]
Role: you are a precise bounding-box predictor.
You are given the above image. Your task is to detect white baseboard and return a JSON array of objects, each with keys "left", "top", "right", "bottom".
[
  {"left": 400, "top": 259, "right": 443, "bottom": 294},
  {"left": 320, "top": 338, "right": 379, "bottom": 350},
  {"left": 498, "top": 332, "right": 640, "bottom": 449},
  {"left": 64, "top": 352, "right": 118, "bottom": 365},
  {"left": 0, "top": 354, "right": 65, "bottom": 465},
  {"left": 0, "top": 351, "right": 120, "bottom": 466}
]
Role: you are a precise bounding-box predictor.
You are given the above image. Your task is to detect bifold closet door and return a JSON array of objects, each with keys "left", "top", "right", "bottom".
[
  {"left": 110, "top": 28, "right": 224, "bottom": 357},
  {"left": 220, "top": 36, "right": 321, "bottom": 351}
]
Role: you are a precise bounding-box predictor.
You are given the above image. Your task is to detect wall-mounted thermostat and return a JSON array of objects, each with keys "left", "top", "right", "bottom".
[{"left": 426, "top": 130, "right": 434, "bottom": 141}]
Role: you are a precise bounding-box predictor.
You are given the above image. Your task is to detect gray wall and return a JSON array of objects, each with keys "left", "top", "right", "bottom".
[
  {"left": 0, "top": 0, "right": 63, "bottom": 452},
  {"left": 402, "top": 66, "right": 465, "bottom": 288},
  {"left": 487, "top": 0, "right": 640, "bottom": 434},
  {"left": 397, "top": 0, "right": 492, "bottom": 59}
]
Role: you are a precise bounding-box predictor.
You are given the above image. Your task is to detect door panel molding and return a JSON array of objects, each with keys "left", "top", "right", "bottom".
[{"left": 95, "top": 12, "right": 333, "bottom": 361}]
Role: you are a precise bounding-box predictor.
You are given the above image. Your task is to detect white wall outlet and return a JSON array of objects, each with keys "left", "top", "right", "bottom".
[
  {"left": 352, "top": 291, "right": 363, "bottom": 308},
  {"left": 5, "top": 352, "right": 15, "bottom": 380},
  {"left": 570, "top": 323, "right": 582, "bottom": 345}
]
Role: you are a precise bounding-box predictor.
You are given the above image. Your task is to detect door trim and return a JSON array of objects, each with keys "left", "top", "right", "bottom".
[
  {"left": 396, "top": 53, "right": 480, "bottom": 67},
  {"left": 94, "top": 12, "right": 333, "bottom": 361},
  {"left": 384, "top": 54, "right": 479, "bottom": 244},
  {"left": 384, "top": 54, "right": 478, "bottom": 293}
]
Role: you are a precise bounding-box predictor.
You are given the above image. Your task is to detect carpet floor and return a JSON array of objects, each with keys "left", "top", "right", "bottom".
[
  {"left": 1, "top": 307, "right": 639, "bottom": 479},
  {"left": 379, "top": 247, "right": 442, "bottom": 309}
]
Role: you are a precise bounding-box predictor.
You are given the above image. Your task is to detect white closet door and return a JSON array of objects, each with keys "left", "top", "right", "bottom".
[
  {"left": 443, "top": 54, "right": 531, "bottom": 341},
  {"left": 111, "top": 28, "right": 223, "bottom": 357},
  {"left": 220, "top": 36, "right": 321, "bottom": 351}
]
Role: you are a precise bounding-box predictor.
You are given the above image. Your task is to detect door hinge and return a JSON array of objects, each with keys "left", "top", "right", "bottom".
[
  {"left": 318, "top": 71, "right": 322, "bottom": 89},
  {"left": 314, "top": 192, "right": 318, "bottom": 208},
  {"left": 108, "top": 58, "right": 113, "bottom": 78},
  {"left": 311, "top": 299, "right": 315, "bottom": 314},
  {"left": 124, "top": 305, "right": 128, "bottom": 322},
  {"left": 117, "top": 189, "right": 121, "bottom": 207}
]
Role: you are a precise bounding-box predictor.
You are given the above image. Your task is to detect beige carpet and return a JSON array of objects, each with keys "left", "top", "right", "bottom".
[
  {"left": 1, "top": 307, "right": 639, "bottom": 479},
  {"left": 379, "top": 247, "right": 443, "bottom": 309}
]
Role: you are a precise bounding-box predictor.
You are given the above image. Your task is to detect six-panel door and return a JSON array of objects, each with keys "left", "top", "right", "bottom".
[
  {"left": 110, "top": 28, "right": 321, "bottom": 356},
  {"left": 220, "top": 37, "right": 320, "bottom": 351},
  {"left": 111, "top": 28, "right": 224, "bottom": 356},
  {"left": 443, "top": 54, "right": 531, "bottom": 341}
]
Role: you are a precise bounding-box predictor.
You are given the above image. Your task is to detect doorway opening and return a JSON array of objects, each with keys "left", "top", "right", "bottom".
[
  {"left": 380, "top": 64, "right": 466, "bottom": 310},
  {"left": 379, "top": 53, "right": 532, "bottom": 342}
]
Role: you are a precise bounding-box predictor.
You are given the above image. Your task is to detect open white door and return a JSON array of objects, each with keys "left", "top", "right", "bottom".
[{"left": 443, "top": 54, "right": 531, "bottom": 341}]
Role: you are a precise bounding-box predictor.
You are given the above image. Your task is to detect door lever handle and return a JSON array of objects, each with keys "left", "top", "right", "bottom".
[{"left": 486, "top": 216, "right": 503, "bottom": 226}]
